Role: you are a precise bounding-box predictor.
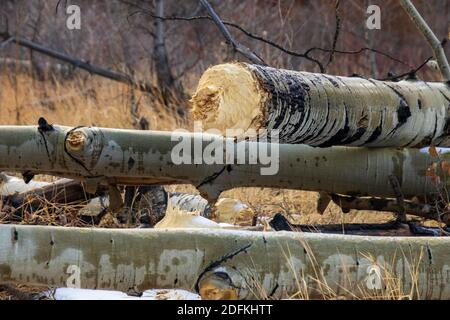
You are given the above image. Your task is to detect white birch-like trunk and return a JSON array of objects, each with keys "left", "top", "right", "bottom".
[{"left": 191, "top": 63, "right": 450, "bottom": 147}]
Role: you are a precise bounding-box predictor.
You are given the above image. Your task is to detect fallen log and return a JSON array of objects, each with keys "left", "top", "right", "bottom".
[
  {"left": 0, "top": 224, "right": 449, "bottom": 299},
  {"left": 2, "top": 178, "right": 105, "bottom": 208},
  {"left": 191, "top": 63, "right": 450, "bottom": 147},
  {"left": 0, "top": 124, "right": 444, "bottom": 204},
  {"left": 0, "top": 33, "right": 158, "bottom": 95},
  {"left": 269, "top": 213, "right": 450, "bottom": 236},
  {"left": 328, "top": 194, "right": 449, "bottom": 225},
  {"left": 0, "top": 176, "right": 109, "bottom": 224}
]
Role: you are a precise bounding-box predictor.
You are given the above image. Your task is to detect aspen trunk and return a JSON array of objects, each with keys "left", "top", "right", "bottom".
[
  {"left": 191, "top": 63, "right": 450, "bottom": 147},
  {"left": 0, "top": 125, "right": 444, "bottom": 202},
  {"left": 0, "top": 224, "right": 449, "bottom": 299}
]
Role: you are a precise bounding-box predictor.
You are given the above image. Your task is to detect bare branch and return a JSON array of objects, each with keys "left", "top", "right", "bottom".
[
  {"left": 0, "top": 36, "right": 13, "bottom": 50},
  {"left": 326, "top": 0, "right": 341, "bottom": 69},
  {"left": 399, "top": 0, "right": 450, "bottom": 81},
  {"left": 378, "top": 56, "right": 432, "bottom": 81},
  {"left": 153, "top": 0, "right": 177, "bottom": 90},
  {"left": 125, "top": 3, "right": 415, "bottom": 74},
  {"left": 0, "top": 32, "right": 158, "bottom": 94},
  {"left": 199, "top": 0, "right": 266, "bottom": 65}
]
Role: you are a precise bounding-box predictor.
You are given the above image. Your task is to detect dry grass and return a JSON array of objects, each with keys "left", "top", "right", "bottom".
[{"left": 242, "top": 239, "right": 427, "bottom": 300}]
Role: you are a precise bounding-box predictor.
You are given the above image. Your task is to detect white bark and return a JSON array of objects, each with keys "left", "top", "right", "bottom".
[
  {"left": 192, "top": 63, "right": 450, "bottom": 147},
  {"left": 0, "top": 224, "right": 448, "bottom": 299},
  {"left": 0, "top": 125, "right": 444, "bottom": 201}
]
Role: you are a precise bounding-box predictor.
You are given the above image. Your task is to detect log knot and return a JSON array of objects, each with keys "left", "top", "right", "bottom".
[{"left": 65, "top": 130, "right": 87, "bottom": 152}]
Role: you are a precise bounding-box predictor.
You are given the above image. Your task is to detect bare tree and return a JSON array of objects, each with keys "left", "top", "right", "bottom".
[{"left": 153, "top": 0, "right": 176, "bottom": 90}]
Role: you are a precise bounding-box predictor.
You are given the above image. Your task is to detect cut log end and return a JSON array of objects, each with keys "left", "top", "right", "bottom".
[
  {"left": 190, "top": 63, "right": 268, "bottom": 134},
  {"left": 191, "top": 63, "right": 450, "bottom": 147}
]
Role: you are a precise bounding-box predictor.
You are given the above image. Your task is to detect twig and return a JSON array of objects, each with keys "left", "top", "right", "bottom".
[
  {"left": 326, "top": 0, "right": 341, "bottom": 69},
  {"left": 0, "top": 36, "right": 13, "bottom": 50},
  {"left": 306, "top": 46, "right": 409, "bottom": 67},
  {"left": 199, "top": 0, "right": 266, "bottom": 65},
  {"left": 55, "top": 0, "right": 68, "bottom": 14},
  {"left": 127, "top": 8, "right": 324, "bottom": 71},
  {"left": 125, "top": 3, "right": 419, "bottom": 74},
  {"left": 388, "top": 175, "right": 406, "bottom": 222},
  {"left": 379, "top": 56, "right": 432, "bottom": 81},
  {"left": 399, "top": 0, "right": 450, "bottom": 81},
  {"left": 0, "top": 32, "right": 158, "bottom": 95}
]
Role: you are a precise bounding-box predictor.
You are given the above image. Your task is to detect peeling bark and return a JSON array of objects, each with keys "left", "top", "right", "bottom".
[
  {"left": 0, "top": 224, "right": 449, "bottom": 299},
  {"left": 0, "top": 124, "right": 445, "bottom": 201},
  {"left": 191, "top": 63, "right": 450, "bottom": 147}
]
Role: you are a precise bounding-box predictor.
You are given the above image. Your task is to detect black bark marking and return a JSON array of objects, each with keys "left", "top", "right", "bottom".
[
  {"left": 268, "top": 282, "right": 279, "bottom": 298},
  {"left": 37, "top": 117, "right": 54, "bottom": 161},
  {"left": 396, "top": 101, "right": 411, "bottom": 127},
  {"left": 127, "top": 157, "right": 135, "bottom": 171},
  {"left": 37, "top": 117, "right": 54, "bottom": 132},
  {"left": 341, "top": 126, "right": 366, "bottom": 144},
  {"left": 365, "top": 112, "right": 384, "bottom": 144},
  {"left": 237, "top": 64, "right": 449, "bottom": 147},
  {"left": 194, "top": 242, "right": 253, "bottom": 293},
  {"left": 196, "top": 165, "right": 228, "bottom": 189},
  {"left": 427, "top": 245, "right": 433, "bottom": 264},
  {"left": 385, "top": 83, "right": 411, "bottom": 128},
  {"left": 323, "top": 75, "right": 340, "bottom": 88},
  {"left": 22, "top": 171, "right": 35, "bottom": 184},
  {"left": 250, "top": 64, "right": 310, "bottom": 144}
]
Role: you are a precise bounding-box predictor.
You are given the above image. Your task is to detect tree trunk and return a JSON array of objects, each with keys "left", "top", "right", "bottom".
[
  {"left": 269, "top": 213, "right": 421, "bottom": 236},
  {"left": 0, "top": 124, "right": 444, "bottom": 202},
  {"left": 191, "top": 63, "right": 450, "bottom": 147},
  {"left": 2, "top": 178, "right": 105, "bottom": 212},
  {"left": 153, "top": 0, "right": 173, "bottom": 86},
  {"left": 329, "top": 194, "right": 449, "bottom": 223},
  {"left": 0, "top": 224, "right": 449, "bottom": 299}
]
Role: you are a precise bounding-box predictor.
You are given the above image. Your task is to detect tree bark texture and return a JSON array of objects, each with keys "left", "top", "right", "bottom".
[
  {"left": 0, "top": 224, "right": 449, "bottom": 299},
  {"left": 0, "top": 125, "right": 444, "bottom": 201},
  {"left": 153, "top": 0, "right": 176, "bottom": 90},
  {"left": 191, "top": 63, "right": 450, "bottom": 147}
]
